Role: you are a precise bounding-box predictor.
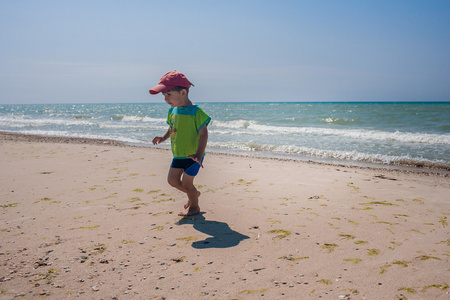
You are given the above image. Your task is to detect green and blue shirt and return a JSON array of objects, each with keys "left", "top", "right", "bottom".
[{"left": 167, "top": 105, "right": 211, "bottom": 159}]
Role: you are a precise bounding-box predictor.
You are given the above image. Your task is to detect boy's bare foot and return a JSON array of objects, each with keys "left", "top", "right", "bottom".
[
  {"left": 178, "top": 205, "right": 200, "bottom": 217},
  {"left": 184, "top": 191, "right": 201, "bottom": 209}
]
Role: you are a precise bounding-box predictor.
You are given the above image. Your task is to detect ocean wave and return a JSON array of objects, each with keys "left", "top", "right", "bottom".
[
  {"left": 72, "top": 115, "right": 93, "bottom": 119},
  {"left": 10, "top": 129, "right": 145, "bottom": 144},
  {"left": 98, "top": 124, "right": 167, "bottom": 130},
  {"left": 0, "top": 116, "right": 94, "bottom": 127},
  {"left": 210, "top": 119, "right": 450, "bottom": 145},
  {"left": 323, "top": 117, "right": 359, "bottom": 125},
  {"left": 111, "top": 115, "right": 165, "bottom": 123},
  {"left": 208, "top": 141, "right": 450, "bottom": 170},
  {"left": 212, "top": 119, "right": 253, "bottom": 129}
]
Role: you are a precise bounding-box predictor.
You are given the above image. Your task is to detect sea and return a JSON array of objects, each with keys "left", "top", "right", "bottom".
[{"left": 1, "top": 102, "right": 449, "bottom": 172}]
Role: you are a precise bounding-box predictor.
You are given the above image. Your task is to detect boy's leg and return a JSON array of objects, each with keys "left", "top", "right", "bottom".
[
  {"left": 179, "top": 173, "right": 200, "bottom": 216},
  {"left": 167, "top": 167, "right": 185, "bottom": 192},
  {"left": 167, "top": 167, "right": 200, "bottom": 216}
]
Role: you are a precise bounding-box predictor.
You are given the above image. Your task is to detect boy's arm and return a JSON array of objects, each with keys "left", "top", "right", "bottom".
[
  {"left": 188, "top": 125, "right": 208, "bottom": 167},
  {"left": 152, "top": 127, "right": 170, "bottom": 145}
]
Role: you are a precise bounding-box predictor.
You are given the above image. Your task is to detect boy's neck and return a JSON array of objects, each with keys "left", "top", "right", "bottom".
[{"left": 177, "top": 98, "right": 193, "bottom": 107}]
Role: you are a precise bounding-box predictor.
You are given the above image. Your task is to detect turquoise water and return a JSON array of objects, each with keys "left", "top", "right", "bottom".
[{"left": 1, "top": 102, "right": 449, "bottom": 170}]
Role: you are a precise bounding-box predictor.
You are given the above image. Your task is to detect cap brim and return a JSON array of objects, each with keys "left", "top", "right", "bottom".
[{"left": 149, "top": 84, "right": 174, "bottom": 95}]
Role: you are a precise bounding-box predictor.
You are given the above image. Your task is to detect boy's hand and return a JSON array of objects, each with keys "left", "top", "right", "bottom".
[
  {"left": 188, "top": 154, "right": 204, "bottom": 168},
  {"left": 152, "top": 136, "right": 164, "bottom": 145}
]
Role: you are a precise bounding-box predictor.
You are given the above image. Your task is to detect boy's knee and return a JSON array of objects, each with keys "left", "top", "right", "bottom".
[
  {"left": 181, "top": 180, "right": 196, "bottom": 192},
  {"left": 167, "top": 177, "right": 180, "bottom": 188}
]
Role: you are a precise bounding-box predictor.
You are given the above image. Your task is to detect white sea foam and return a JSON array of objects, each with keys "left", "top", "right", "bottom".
[
  {"left": 99, "top": 123, "right": 167, "bottom": 130},
  {"left": 210, "top": 119, "right": 450, "bottom": 145},
  {"left": 14, "top": 129, "right": 144, "bottom": 144},
  {"left": 119, "top": 115, "right": 165, "bottom": 123},
  {"left": 208, "top": 141, "right": 449, "bottom": 169},
  {"left": 0, "top": 116, "right": 94, "bottom": 127}
]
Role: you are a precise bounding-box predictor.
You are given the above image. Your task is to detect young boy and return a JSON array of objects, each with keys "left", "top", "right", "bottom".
[{"left": 150, "top": 71, "right": 211, "bottom": 216}]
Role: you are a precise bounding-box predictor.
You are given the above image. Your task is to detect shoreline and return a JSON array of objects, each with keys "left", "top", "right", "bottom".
[{"left": 1, "top": 130, "right": 448, "bottom": 177}]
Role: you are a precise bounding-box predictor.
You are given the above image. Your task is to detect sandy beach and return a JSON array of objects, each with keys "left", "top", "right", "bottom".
[{"left": 0, "top": 132, "right": 449, "bottom": 299}]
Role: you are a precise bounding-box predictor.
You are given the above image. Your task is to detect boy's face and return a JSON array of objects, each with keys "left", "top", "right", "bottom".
[{"left": 162, "top": 90, "right": 187, "bottom": 107}]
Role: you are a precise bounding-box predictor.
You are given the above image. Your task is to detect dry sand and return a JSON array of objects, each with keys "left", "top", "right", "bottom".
[{"left": 0, "top": 133, "right": 449, "bottom": 299}]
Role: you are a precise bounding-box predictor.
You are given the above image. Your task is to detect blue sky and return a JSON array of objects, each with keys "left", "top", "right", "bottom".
[{"left": 1, "top": 0, "right": 449, "bottom": 104}]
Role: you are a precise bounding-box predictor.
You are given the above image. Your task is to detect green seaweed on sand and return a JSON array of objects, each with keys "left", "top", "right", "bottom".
[
  {"left": 321, "top": 243, "right": 338, "bottom": 253},
  {"left": 377, "top": 221, "right": 399, "bottom": 225},
  {"left": 339, "top": 234, "right": 356, "bottom": 240},
  {"left": 347, "top": 182, "right": 360, "bottom": 193},
  {"left": 417, "top": 255, "right": 441, "bottom": 261},
  {"left": 398, "top": 287, "right": 417, "bottom": 294},
  {"left": 421, "top": 283, "right": 449, "bottom": 292},
  {"left": 386, "top": 228, "right": 394, "bottom": 235},
  {"left": 410, "top": 229, "right": 425, "bottom": 235},
  {"left": 176, "top": 236, "right": 198, "bottom": 243},
  {"left": 268, "top": 229, "right": 291, "bottom": 239},
  {"left": 439, "top": 216, "right": 448, "bottom": 227},
  {"left": 266, "top": 218, "right": 281, "bottom": 224},
  {"left": 153, "top": 211, "right": 173, "bottom": 216},
  {"left": 359, "top": 201, "right": 397, "bottom": 206},
  {"left": 278, "top": 255, "right": 309, "bottom": 261},
  {"left": 367, "top": 249, "right": 380, "bottom": 255},
  {"left": 393, "top": 260, "right": 409, "bottom": 267},
  {"left": 439, "top": 239, "right": 450, "bottom": 246},
  {"left": 317, "top": 279, "right": 332, "bottom": 285},
  {"left": 360, "top": 207, "right": 374, "bottom": 210},
  {"left": 343, "top": 258, "right": 362, "bottom": 264},
  {"left": 132, "top": 188, "right": 144, "bottom": 193},
  {"left": 412, "top": 198, "right": 424, "bottom": 204},
  {"left": 379, "top": 264, "right": 391, "bottom": 274},
  {"left": 128, "top": 197, "right": 141, "bottom": 202},
  {"left": 70, "top": 225, "right": 99, "bottom": 230},
  {"left": 234, "top": 179, "right": 258, "bottom": 186},
  {"left": 121, "top": 240, "right": 135, "bottom": 244},
  {"left": 355, "top": 240, "right": 368, "bottom": 245},
  {"left": 389, "top": 241, "right": 402, "bottom": 250},
  {"left": 154, "top": 198, "right": 175, "bottom": 203},
  {"left": 101, "top": 193, "right": 118, "bottom": 200},
  {"left": 239, "top": 289, "right": 267, "bottom": 295},
  {"left": 1, "top": 202, "right": 18, "bottom": 208},
  {"left": 147, "top": 189, "right": 161, "bottom": 194}
]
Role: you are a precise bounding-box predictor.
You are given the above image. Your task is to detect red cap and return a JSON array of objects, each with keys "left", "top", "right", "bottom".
[{"left": 149, "top": 71, "right": 193, "bottom": 95}]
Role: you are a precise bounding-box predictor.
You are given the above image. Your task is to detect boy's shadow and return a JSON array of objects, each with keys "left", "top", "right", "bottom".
[{"left": 176, "top": 213, "right": 250, "bottom": 249}]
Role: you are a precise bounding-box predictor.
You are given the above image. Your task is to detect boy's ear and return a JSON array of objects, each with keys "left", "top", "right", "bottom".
[{"left": 180, "top": 89, "right": 187, "bottom": 96}]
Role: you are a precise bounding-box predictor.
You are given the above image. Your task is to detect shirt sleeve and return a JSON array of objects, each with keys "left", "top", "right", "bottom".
[{"left": 195, "top": 107, "right": 211, "bottom": 131}]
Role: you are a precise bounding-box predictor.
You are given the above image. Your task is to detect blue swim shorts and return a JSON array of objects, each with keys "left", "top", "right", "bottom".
[{"left": 170, "top": 156, "right": 204, "bottom": 176}]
